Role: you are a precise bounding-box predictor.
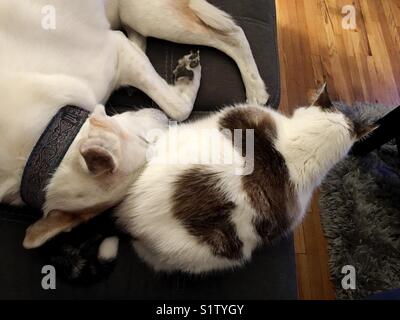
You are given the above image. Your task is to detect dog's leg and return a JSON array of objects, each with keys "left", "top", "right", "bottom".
[
  {"left": 105, "top": 0, "right": 147, "bottom": 52},
  {"left": 114, "top": 32, "right": 201, "bottom": 121},
  {"left": 123, "top": 28, "right": 148, "bottom": 98},
  {"left": 210, "top": 28, "right": 269, "bottom": 106},
  {"left": 105, "top": 0, "right": 121, "bottom": 29},
  {"left": 126, "top": 27, "right": 147, "bottom": 52},
  {"left": 118, "top": 0, "right": 269, "bottom": 105}
]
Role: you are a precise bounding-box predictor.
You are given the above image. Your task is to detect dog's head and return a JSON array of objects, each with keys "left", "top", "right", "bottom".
[{"left": 23, "top": 106, "right": 168, "bottom": 249}]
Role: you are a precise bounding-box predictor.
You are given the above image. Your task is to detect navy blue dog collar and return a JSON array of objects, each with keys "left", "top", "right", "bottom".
[{"left": 21, "top": 106, "right": 90, "bottom": 212}]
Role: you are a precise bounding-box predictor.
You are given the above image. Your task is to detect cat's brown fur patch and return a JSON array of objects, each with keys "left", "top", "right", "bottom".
[
  {"left": 219, "top": 107, "right": 299, "bottom": 243},
  {"left": 173, "top": 167, "right": 243, "bottom": 260}
]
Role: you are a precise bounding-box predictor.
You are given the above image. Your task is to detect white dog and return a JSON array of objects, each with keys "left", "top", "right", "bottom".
[{"left": 0, "top": 0, "right": 268, "bottom": 249}]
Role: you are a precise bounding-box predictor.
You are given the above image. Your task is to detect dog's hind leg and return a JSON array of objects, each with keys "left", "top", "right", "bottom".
[
  {"left": 126, "top": 27, "right": 147, "bottom": 52},
  {"left": 113, "top": 31, "right": 201, "bottom": 121},
  {"left": 105, "top": 0, "right": 121, "bottom": 29},
  {"left": 118, "top": 0, "right": 269, "bottom": 105},
  {"left": 105, "top": 0, "right": 148, "bottom": 52}
]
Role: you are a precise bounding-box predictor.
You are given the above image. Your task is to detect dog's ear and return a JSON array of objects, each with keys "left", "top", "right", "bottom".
[
  {"left": 23, "top": 208, "right": 102, "bottom": 249},
  {"left": 92, "top": 104, "right": 107, "bottom": 117},
  {"left": 23, "top": 201, "right": 112, "bottom": 249},
  {"left": 23, "top": 210, "right": 83, "bottom": 249},
  {"left": 312, "top": 83, "right": 333, "bottom": 109},
  {"left": 80, "top": 140, "right": 118, "bottom": 175},
  {"left": 88, "top": 104, "right": 123, "bottom": 134},
  {"left": 80, "top": 107, "right": 122, "bottom": 175}
]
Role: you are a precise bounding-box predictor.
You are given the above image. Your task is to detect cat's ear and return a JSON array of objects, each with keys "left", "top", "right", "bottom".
[{"left": 312, "top": 83, "right": 333, "bottom": 109}]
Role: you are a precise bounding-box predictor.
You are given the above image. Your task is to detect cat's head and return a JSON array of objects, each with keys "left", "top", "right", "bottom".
[
  {"left": 310, "top": 84, "right": 378, "bottom": 140},
  {"left": 279, "top": 84, "right": 378, "bottom": 190}
]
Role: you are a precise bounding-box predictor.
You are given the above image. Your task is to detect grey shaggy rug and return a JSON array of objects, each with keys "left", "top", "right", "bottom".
[{"left": 319, "top": 103, "right": 400, "bottom": 300}]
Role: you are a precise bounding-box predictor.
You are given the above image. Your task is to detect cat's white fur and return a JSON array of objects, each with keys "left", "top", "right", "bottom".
[
  {"left": 0, "top": 0, "right": 268, "bottom": 248},
  {"left": 116, "top": 104, "right": 356, "bottom": 274}
]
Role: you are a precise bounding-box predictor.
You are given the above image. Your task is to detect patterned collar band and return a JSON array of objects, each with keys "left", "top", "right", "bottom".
[{"left": 21, "top": 106, "right": 90, "bottom": 212}]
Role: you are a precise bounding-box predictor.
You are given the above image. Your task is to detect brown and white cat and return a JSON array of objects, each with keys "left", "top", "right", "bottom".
[{"left": 115, "top": 86, "right": 373, "bottom": 274}]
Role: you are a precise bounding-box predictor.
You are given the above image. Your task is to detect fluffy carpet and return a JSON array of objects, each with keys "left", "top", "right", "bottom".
[{"left": 319, "top": 104, "right": 400, "bottom": 300}]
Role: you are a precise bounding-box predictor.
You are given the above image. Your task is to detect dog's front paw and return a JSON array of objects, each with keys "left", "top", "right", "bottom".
[
  {"left": 173, "top": 50, "right": 201, "bottom": 85},
  {"left": 168, "top": 51, "right": 202, "bottom": 122}
]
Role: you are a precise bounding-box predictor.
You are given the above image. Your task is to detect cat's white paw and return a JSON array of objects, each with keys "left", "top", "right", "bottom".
[{"left": 98, "top": 236, "right": 119, "bottom": 262}]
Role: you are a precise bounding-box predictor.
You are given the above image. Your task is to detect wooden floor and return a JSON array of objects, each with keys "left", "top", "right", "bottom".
[{"left": 276, "top": 0, "right": 400, "bottom": 299}]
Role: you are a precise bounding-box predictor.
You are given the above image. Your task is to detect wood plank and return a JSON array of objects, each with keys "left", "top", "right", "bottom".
[
  {"left": 276, "top": 0, "right": 400, "bottom": 300},
  {"left": 301, "top": 195, "right": 335, "bottom": 300},
  {"left": 294, "top": 224, "right": 306, "bottom": 254},
  {"left": 295, "top": 254, "right": 312, "bottom": 300},
  {"left": 310, "top": 192, "right": 336, "bottom": 299}
]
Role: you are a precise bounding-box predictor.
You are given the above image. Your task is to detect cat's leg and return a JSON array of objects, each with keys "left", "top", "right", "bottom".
[
  {"left": 113, "top": 31, "right": 201, "bottom": 121},
  {"left": 118, "top": 0, "right": 268, "bottom": 105}
]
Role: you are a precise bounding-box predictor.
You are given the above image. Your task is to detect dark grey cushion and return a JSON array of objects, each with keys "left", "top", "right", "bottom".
[
  {"left": 0, "top": 209, "right": 296, "bottom": 300},
  {"left": 0, "top": 0, "right": 297, "bottom": 300}
]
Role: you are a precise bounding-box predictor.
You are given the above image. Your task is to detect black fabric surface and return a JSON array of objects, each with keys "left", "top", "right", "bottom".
[
  {"left": 0, "top": 0, "right": 297, "bottom": 299},
  {"left": 0, "top": 206, "right": 296, "bottom": 300}
]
